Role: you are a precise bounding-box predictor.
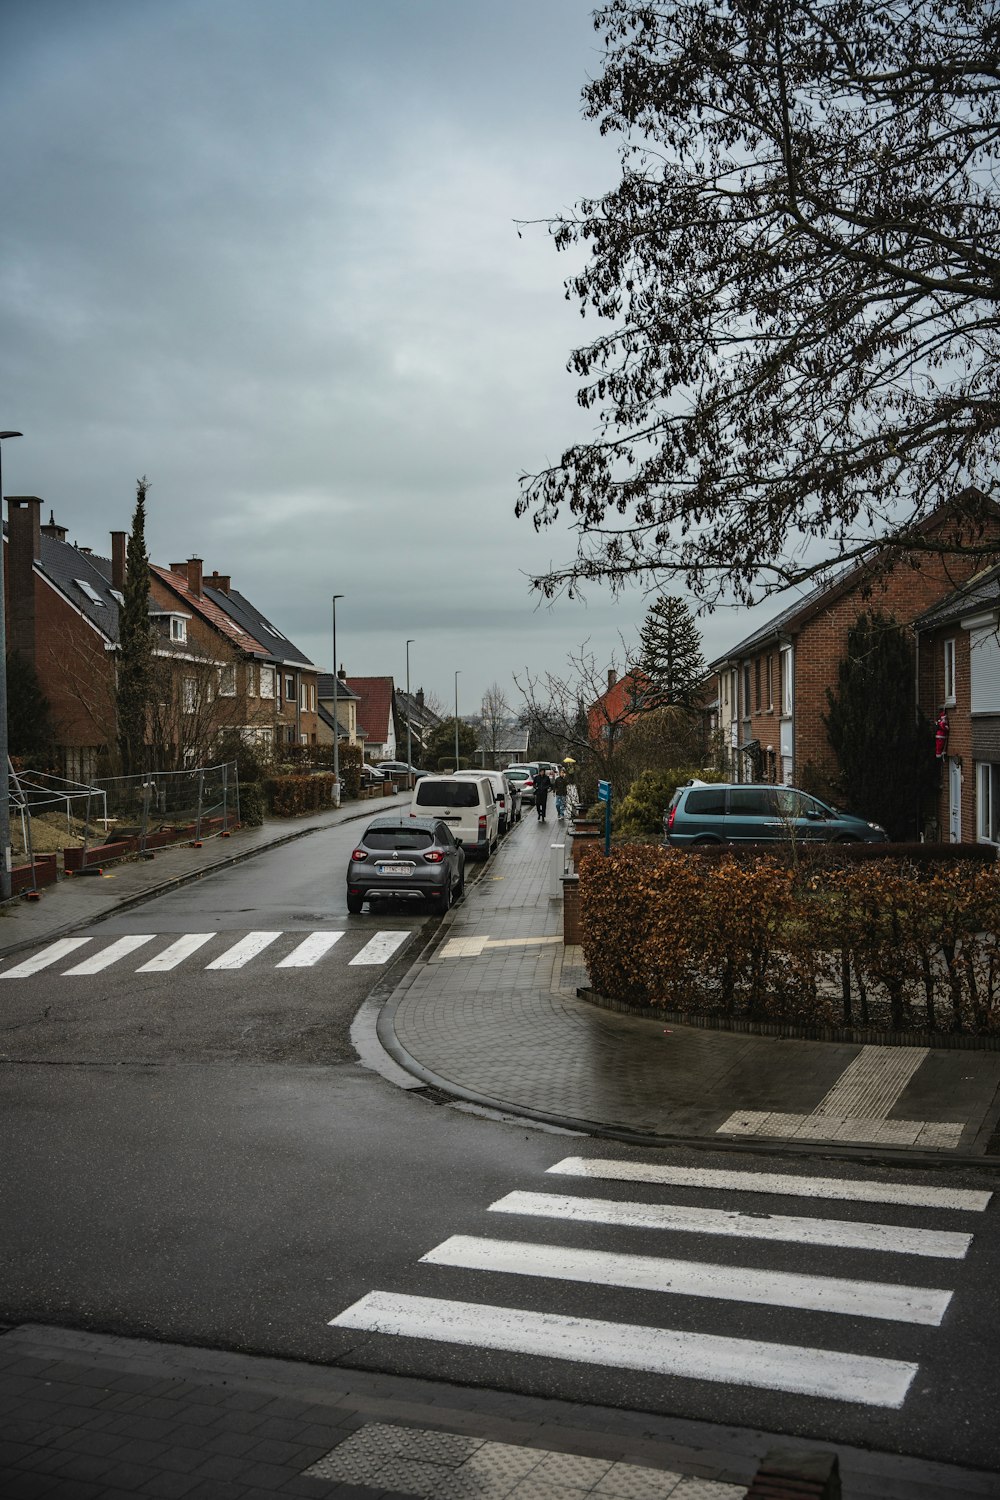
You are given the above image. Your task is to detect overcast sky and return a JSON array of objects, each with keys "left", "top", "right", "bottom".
[{"left": 2, "top": 0, "right": 768, "bottom": 715}]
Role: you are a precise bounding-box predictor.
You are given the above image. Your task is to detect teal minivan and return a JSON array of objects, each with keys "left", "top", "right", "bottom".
[{"left": 664, "top": 781, "right": 888, "bottom": 845}]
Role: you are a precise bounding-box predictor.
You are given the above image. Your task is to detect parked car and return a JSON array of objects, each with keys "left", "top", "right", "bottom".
[
  {"left": 346, "top": 815, "right": 465, "bottom": 914},
  {"left": 664, "top": 781, "right": 888, "bottom": 845},
  {"left": 454, "top": 769, "right": 520, "bottom": 833},
  {"left": 503, "top": 764, "right": 537, "bottom": 807},
  {"left": 410, "top": 774, "right": 500, "bottom": 860},
  {"left": 376, "top": 761, "right": 427, "bottom": 780}
]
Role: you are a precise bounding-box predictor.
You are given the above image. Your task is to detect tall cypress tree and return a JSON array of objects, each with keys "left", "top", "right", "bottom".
[
  {"left": 116, "top": 477, "right": 155, "bottom": 775},
  {"left": 824, "top": 611, "right": 936, "bottom": 840},
  {"left": 635, "top": 595, "right": 705, "bottom": 712}
]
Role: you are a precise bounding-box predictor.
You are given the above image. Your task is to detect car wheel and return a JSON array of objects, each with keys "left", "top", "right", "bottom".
[
  {"left": 691, "top": 836, "right": 722, "bottom": 846},
  {"left": 346, "top": 893, "right": 364, "bottom": 914},
  {"left": 435, "top": 880, "right": 453, "bottom": 913}
]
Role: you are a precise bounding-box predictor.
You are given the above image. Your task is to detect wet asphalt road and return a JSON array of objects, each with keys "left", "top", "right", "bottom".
[{"left": 1, "top": 822, "right": 1000, "bottom": 1476}]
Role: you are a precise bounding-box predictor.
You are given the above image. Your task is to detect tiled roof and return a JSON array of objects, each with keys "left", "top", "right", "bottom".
[
  {"left": 24, "top": 532, "right": 124, "bottom": 644},
  {"left": 914, "top": 565, "right": 1000, "bottom": 630},
  {"left": 205, "top": 586, "right": 315, "bottom": 669},
  {"left": 318, "top": 672, "right": 359, "bottom": 701},
  {"left": 152, "top": 567, "right": 272, "bottom": 655},
  {"left": 345, "top": 677, "right": 394, "bottom": 744}
]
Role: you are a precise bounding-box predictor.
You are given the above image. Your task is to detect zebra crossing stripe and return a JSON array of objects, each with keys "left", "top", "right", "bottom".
[
  {"left": 276, "top": 932, "right": 345, "bottom": 967},
  {"left": 135, "top": 934, "right": 215, "bottom": 972},
  {"left": 328, "top": 1290, "right": 918, "bottom": 1408},
  {"left": 63, "top": 935, "right": 157, "bottom": 974},
  {"left": 421, "top": 1235, "right": 952, "bottom": 1325},
  {"left": 547, "top": 1158, "right": 993, "bottom": 1213},
  {"left": 2, "top": 937, "right": 92, "bottom": 977},
  {"left": 205, "top": 931, "right": 282, "bottom": 969},
  {"left": 349, "top": 931, "right": 409, "bottom": 966},
  {"left": 490, "top": 1191, "right": 972, "bottom": 1259}
]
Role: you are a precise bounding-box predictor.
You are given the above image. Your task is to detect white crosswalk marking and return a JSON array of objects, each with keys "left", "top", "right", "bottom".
[
  {"left": 348, "top": 931, "right": 409, "bottom": 966},
  {"left": 2, "top": 937, "right": 91, "bottom": 977},
  {"left": 491, "top": 1189, "right": 973, "bottom": 1259},
  {"left": 276, "top": 931, "right": 345, "bottom": 967},
  {"left": 205, "top": 931, "right": 282, "bottom": 969},
  {"left": 327, "top": 1156, "right": 982, "bottom": 1410},
  {"left": 547, "top": 1157, "right": 993, "bottom": 1213},
  {"left": 329, "top": 1291, "right": 918, "bottom": 1408},
  {"left": 421, "top": 1235, "right": 953, "bottom": 1325},
  {"left": 63, "top": 935, "right": 157, "bottom": 974},
  {"left": 135, "top": 934, "right": 214, "bottom": 972}
]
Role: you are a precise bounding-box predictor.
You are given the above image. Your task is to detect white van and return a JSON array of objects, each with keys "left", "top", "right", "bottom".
[{"left": 410, "top": 774, "right": 500, "bottom": 860}]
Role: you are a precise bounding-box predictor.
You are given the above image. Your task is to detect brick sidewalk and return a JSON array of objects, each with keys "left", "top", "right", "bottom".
[{"left": 379, "top": 818, "right": 1000, "bottom": 1157}]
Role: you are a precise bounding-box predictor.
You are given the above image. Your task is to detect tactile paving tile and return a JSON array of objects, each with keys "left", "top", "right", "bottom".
[
  {"left": 594, "top": 1464, "right": 686, "bottom": 1499},
  {"left": 524, "top": 1452, "right": 614, "bottom": 1487},
  {"left": 671, "top": 1479, "right": 746, "bottom": 1499}
]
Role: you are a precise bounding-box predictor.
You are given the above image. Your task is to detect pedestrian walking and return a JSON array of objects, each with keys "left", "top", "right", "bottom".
[
  {"left": 553, "top": 768, "right": 568, "bottom": 820},
  {"left": 534, "top": 768, "right": 552, "bottom": 822}
]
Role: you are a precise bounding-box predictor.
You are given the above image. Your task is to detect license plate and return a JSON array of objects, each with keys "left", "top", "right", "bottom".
[{"left": 376, "top": 862, "right": 413, "bottom": 875}]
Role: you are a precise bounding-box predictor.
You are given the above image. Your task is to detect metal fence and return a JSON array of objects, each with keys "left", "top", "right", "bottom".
[{"left": 9, "top": 761, "right": 240, "bottom": 876}]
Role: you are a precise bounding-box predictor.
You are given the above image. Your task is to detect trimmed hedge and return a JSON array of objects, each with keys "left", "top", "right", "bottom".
[
  {"left": 580, "top": 845, "right": 1000, "bottom": 1034},
  {"left": 265, "top": 773, "right": 337, "bottom": 816},
  {"left": 239, "top": 781, "right": 266, "bottom": 827}
]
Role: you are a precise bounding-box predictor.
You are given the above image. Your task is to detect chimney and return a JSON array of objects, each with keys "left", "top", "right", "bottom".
[
  {"left": 338, "top": 663, "right": 347, "bottom": 681},
  {"left": 607, "top": 669, "right": 617, "bottom": 692},
  {"left": 416, "top": 688, "right": 425, "bottom": 709},
  {"left": 186, "top": 555, "right": 203, "bottom": 597},
  {"left": 206, "top": 569, "right": 230, "bottom": 594},
  {"left": 111, "top": 531, "right": 126, "bottom": 591},
  {"left": 41, "top": 509, "right": 68, "bottom": 542},
  {"left": 6, "top": 497, "right": 43, "bottom": 664},
  {"left": 78, "top": 546, "right": 92, "bottom": 555}
]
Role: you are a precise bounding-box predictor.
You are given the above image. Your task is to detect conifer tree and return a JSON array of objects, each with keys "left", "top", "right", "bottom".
[
  {"left": 115, "top": 477, "right": 155, "bottom": 775},
  {"left": 634, "top": 595, "right": 704, "bottom": 712},
  {"left": 824, "top": 612, "right": 935, "bottom": 840},
  {"left": 5, "top": 651, "right": 56, "bottom": 761}
]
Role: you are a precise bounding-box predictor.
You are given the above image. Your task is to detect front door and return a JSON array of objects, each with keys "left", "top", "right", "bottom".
[{"left": 948, "top": 758, "right": 962, "bottom": 843}]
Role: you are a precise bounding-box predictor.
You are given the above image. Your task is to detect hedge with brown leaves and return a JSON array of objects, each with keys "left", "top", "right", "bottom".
[{"left": 580, "top": 847, "right": 1000, "bottom": 1033}]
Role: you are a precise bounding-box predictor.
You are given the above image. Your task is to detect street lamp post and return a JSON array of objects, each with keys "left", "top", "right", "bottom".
[
  {"left": 454, "top": 670, "right": 460, "bottom": 770},
  {"left": 405, "top": 639, "right": 414, "bottom": 778},
  {"left": 0, "top": 432, "right": 22, "bottom": 902},
  {"left": 331, "top": 595, "right": 343, "bottom": 803}
]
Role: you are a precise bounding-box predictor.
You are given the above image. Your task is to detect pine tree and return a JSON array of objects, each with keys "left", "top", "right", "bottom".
[
  {"left": 824, "top": 612, "right": 936, "bottom": 840},
  {"left": 115, "top": 477, "right": 155, "bottom": 775},
  {"left": 635, "top": 596, "right": 704, "bottom": 712}
]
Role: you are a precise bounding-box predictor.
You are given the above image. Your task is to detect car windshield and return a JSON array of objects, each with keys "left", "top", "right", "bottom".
[
  {"left": 364, "top": 829, "right": 434, "bottom": 850},
  {"left": 506, "top": 770, "right": 529, "bottom": 780},
  {"left": 415, "top": 781, "right": 480, "bottom": 808}
]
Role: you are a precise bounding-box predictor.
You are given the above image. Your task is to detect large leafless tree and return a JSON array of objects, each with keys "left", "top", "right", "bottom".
[{"left": 518, "top": 0, "right": 1000, "bottom": 606}]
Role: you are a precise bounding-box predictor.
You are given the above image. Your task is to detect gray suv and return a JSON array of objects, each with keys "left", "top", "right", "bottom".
[{"left": 664, "top": 781, "right": 887, "bottom": 845}]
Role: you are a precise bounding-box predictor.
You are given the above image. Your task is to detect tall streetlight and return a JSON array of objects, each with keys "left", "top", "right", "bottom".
[
  {"left": 405, "top": 639, "right": 414, "bottom": 777},
  {"left": 0, "top": 432, "right": 22, "bottom": 902},
  {"left": 331, "top": 595, "right": 343, "bottom": 802},
  {"left": 454, "top": 670, "right": 460, "bottom": 770}
]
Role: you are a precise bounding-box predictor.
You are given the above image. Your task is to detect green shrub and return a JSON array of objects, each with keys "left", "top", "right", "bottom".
[
  {"left": 237, "top": 781, "right": 266, "bottom": 826},
  {"left": 339, "top": 743, "right": 363, "bottom": 799},
  {"left": 264, "top": 774, "right": 337, "bottom": 816},
  {"left": 613, "top": 767, "right": 722, "bottom": 836}
]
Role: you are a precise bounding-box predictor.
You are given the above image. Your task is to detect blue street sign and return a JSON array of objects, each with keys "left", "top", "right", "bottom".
[{"left": 597, "top": 780, "right": 611, "bottom": 803}]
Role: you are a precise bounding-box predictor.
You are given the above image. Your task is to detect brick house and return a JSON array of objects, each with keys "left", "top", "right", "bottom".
[
  {"left": 344, "top": 676, "right": 396, "bottom": 761},
  {"left": 709, "top": 489, "right": 1000, "bottom": 794},
  {"left": 915, "top": 566, "right": 1000, "bottom": 843},
  {"left": 586, "top": 669, "right": 654, "bottom": 747},
  {"left": 318, "top": 670, "right": 359, "bottom": 749},
  {"left": 393, "top": 687, "right": 441, "bottom": 766}
]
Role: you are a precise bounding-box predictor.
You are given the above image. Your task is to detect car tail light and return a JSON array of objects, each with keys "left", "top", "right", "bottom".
[
  {"left": 478, "top": 815, "right": 487, "bottom": 840},
  {"left": 666, "top": 805, "right": 677, "bottom": 835},
  {"left": 423, "top": 850, "right": 444, "bottom": 863},
  {"left": 524, "top": 777, "right": 534, "bottom": 790},
  {"left": 351, "top": 848, "right": 368, "bottom": 860}
]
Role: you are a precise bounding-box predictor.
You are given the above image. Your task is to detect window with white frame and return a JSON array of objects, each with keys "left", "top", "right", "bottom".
[
  {"left": 944, "top": 638, "right": 957, "bottom": 705},
  {"left": 310, "top": 683, "right": 316, "bottom": 711},
  {"left": 182, "top": 677, "right": 197, "bottom": 714},
  {"left": 300, "top": 683, "right": 308, "bottom": 711},
  {"left": 780, "top": 647, "right": 793, "bottom": 716},
  {"left": 260, "top": 666, "right": 274, "bottom": 699},
  {"left": 246, "top": 664, "right": 256, "bottom": 697},
  {"left": 171, "top": 617, "right": 187, "bottom": 643},
  {"left": 978, "top": 763, "right": 1000, "bottom": 842},
  {"left": 285, "top": 674, "right": 294, "bottom": 701},
  {"left": 218, "top": 664, "right": 236, "bottom": 697}
]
